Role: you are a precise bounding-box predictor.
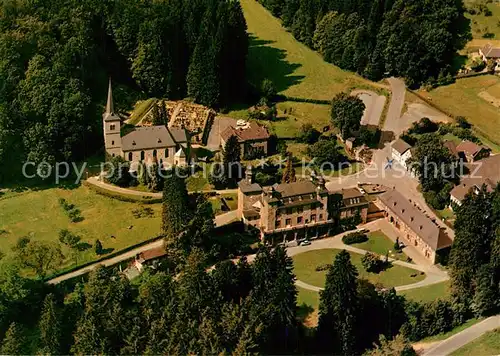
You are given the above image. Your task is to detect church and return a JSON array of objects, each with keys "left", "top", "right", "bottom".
[{"left": 102, "top": 80, "right": 191, "bottom": 167}]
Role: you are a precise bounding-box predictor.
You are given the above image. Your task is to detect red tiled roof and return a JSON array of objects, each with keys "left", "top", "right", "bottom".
[
  {"left": 221, "top": 123, "right": 270, "bottom": 143},
  {"left": 456, "top": 140, "right": 483, "bottom": 157}
]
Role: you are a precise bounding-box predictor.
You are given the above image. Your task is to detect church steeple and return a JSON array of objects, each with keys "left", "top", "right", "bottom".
[{"left": 105, "top": 78, "right": 114, "bottom": 115}]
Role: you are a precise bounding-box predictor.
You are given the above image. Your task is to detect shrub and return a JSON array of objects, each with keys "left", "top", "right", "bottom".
[
  {"left": 59, "top": 229, "right": 81, "bottom": 248},
  {"left": 408, "top": 117, "right": 438, "bottom": 135},
  {"left": 59, "top": 198, "right": 83, "bottom": 222},
  {"left": 315, "top": 264, "right": 331, "bottom": 272},
  {"left": 455, "top": 116, "right": 471, "bottom": 129},
  {"left": 362, "top": 252, "right": 383, "bottom": 273},
  {"left": 342, "top": 231, "right": 368, "bottom": 245},
  {"left": 298, "top": 123, "right": 321, "bottom": 144}
]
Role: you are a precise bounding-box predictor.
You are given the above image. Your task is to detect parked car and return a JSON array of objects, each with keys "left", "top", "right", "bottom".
[{"left": 300, "top": 240, "right": 311, "bottom": 246}]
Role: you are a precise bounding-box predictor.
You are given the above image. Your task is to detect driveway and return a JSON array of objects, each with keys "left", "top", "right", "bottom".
[
  {"left": 423, "top": 315, "right": 500, "bottom": 356},
  {"left": 284, "top": 219, "right": 448, "bottom": 293},
  {"left": 352, "top": 90, "right": 386, "bottom": 127},
  {"left": 384, "top": 77, "right": 406, "bottom": 134}
]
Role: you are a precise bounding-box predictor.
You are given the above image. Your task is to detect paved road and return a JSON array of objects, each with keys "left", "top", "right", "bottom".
[
  {"left": 87, "top": 176, "right": 238, "bottom": 197},
  {"left": 352, "top": 90, "right": 386, "bottom": 127},
  {"left": 384, "top": 77, "right": 406, "bottom": 134},
  {"left": 47, "top": 210, "right": 238, "bottom": 285},
  {"left": 423, "top": 315, "right": 500, "bottom": 356},
  {"left": 285, "top": 219, "right": 448, "bottom": 293}
]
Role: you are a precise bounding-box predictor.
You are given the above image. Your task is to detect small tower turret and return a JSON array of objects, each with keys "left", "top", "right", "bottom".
[{"left": 103, "top": 78, "right": 122, "bottom": 158}]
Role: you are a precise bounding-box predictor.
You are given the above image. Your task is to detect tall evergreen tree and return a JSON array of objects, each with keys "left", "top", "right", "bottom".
[
  {"left": 317, "top": 250, "right": 359, "bottom": 355},
  {"left": 0, "top": 322, "right": 25, "bottom": 355},
  {"left": 281, "top": 155, "right": 296, "bottom": 183},
  {"left": 38, "top": 294, "right": 62, "bottom": 355},
  {"left": 161, "top": 172, "right": 191, "bottom": 241}
]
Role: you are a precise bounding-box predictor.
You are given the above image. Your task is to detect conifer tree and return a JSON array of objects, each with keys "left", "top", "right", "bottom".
[
  {"left": 317, "top": 250, "right": 359, "bottom": 355},
  {"left": 0, "top": 322, "right": 25, "bottom": 355},
  {"left": 38, "top": 294, "right": 62, "bottom": 355},
  {"left": 160, "top": 100, "right": 169, "bottom": 125},
  {"left": 281, "top": 155, "right": 296, "bottom": 183},
  {"left": 161, "top": 172, "right": 191, "bottom": 242},
  {"left": 472, "top": 263, "right": 500, "bottom": 317}
]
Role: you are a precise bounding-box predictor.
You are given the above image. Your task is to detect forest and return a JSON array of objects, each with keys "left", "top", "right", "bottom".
[
  {"left": 258, "top": 0, "right": 471, "bottom": 87},
  {"left": 0, "top": 0, "right": 247, "bottom": 180}
]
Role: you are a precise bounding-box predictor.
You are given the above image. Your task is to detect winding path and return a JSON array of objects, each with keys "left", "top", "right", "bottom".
[{"left": 286, "top": 219, "right": 449, "bottom": 293}]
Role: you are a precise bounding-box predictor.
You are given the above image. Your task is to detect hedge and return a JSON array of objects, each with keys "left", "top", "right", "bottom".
[{"left": 342, "top": 231, "right": 368, "bottom": 245}]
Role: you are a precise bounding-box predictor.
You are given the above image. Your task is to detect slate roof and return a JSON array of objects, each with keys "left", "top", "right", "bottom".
[
  {"left": 275, "top": 180, "right": 317, "bottom": 198},
  {"left": 238, "top": 180, "right": 263, "bottom": 194},
  {"left": 122, "top": 126, "right": 188, "bottom": 151},
  {"left": 379, "top": 189, "right": 443, "bottom": 250},
  {"left": 481, "top": 43, "right": 500, "bottom": 58},
  {"left": 221, "top": 123, "right": 270, "bottom": 142},
  {"left": 392, "top": 138, "right": 412, "bottom": 155}
]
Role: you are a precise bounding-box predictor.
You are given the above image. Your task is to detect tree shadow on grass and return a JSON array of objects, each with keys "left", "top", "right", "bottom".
[{"left": 247, "top": 34, "right": 304, "bottom": 93}]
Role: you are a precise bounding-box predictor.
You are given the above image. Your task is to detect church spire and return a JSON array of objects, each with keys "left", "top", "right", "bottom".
[{"left": 106, "top": 78, "right": 114, "bottom": 115}]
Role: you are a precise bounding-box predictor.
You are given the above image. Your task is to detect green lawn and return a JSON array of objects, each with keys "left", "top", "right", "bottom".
[
  {"left": 451, "top": 328, "right": 500, "bottom": 356},
  {"left": 352, "top": 230, "right": 410, "bottom": 262},
  {"left": 293, "top": 249, "right": 425, "bottom": 289},
  {"left": 210, "top": 193, "right": 238, "bottom": 215},
  {"left": 233, "top": 0, "right": 384, "bottom": 138},
  {"left": 0, "top": 186, "right": 162, "bottom": 276},
  {"left": 399, "top": 281, "right": 451, "bottom": 303},
  {"left": 127, "top": 98, "right": 156, "bottom": 125},
  {"left": 465, "top": 1, "right": 500, "bottom": 40},
  {"left": 417, "top": 75, "right": 500, "bottom": 150}
]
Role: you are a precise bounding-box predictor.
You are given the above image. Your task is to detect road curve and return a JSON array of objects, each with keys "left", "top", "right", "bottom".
[{"left": 423, "top": 315, "right": 500, "bottom": 356}]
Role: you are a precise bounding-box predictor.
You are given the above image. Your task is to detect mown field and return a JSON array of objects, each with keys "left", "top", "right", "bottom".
[
  {"left": 417, "top": 75, "right": 500, "bottom": 150},
  {"left": 0, "top": 186, "right": 162, "bottom": 276},
  {"left": 233, "top": 0, "right": 384, "bottom": 138}
]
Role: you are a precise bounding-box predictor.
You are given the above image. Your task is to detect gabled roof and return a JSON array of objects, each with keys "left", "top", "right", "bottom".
[
  {"left": 456, "top": 140, "right": 487, "bottom": 157},
  {"left": 392, "top": 138, "right": 412, "bottom": 155},
  {"left": 481, "top": 43, "right": 500, "bottom": 58},
  {"left": 275, "top": 180, "right": 317, "bottom": 198},
  {"left": 379, "top": 189, "right": 443, "bottom": 250},
  {"left": 221, "top": 123, "right": 270, "bottom": 142},
  {"left": 137, "top": 247, "right": 167, "bottom": 263},
  {"left": 443, "top": 140, "right": 460, "bottom": 159},
  {"left": 122, "top": 126, "right": 188, "bottom": 151}
]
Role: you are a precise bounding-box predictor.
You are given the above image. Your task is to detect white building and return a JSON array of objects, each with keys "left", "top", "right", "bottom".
[{"left": 391, "top": 138, "right": 413, "bottom": 170}]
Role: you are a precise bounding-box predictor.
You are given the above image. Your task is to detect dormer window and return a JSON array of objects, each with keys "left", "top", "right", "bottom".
[
  {"left": 402, "top": 209, "right": 405, "bottom": 213},
  {"left": 411, "top": 217, "right": 414, "bottom": 222},
  {"left": 419, "top": 225, "right": 423, "bottom": 230},
  {"left": 393, "top": 202, "right": 397, "bottom": 206},
  {"left": 132, "top": 140, "right": 136, "bottom": 146},
  {"left": 157, "top": 138, "right": 162, "bottom": 144}
]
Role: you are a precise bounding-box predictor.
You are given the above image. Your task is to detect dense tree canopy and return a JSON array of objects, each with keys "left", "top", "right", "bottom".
[
  {"left": 259, "top": 0, "right": 470, "bottom": 87},
  {"left": 0, "top": 0, "right": 247, "bottom": 180}
]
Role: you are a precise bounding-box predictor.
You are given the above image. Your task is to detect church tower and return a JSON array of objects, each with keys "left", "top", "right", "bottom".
[{"left": 103, "top": 79, "right": 122, "bottom": 158}]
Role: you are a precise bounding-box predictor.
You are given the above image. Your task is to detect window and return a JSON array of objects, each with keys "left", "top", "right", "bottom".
[
  {"left": 128, "top": 152, "right": 133, "bottom": 161},
  {"left": 112, "top": 153, "right": 115, "bottom": 157},
  {"left": 110, "top": 124, "right": 116, "bottom": 131},
  {"left": 140, "top": 151, "right": 145, "bottom": 161},
  {"left": 285, "top": 218, "right": 291, "bottom": 226},
  {"left": 319, "top": 214, "right": 323, "bottom": 220},
  {"left": 297, "top": 206, "right": 303, "bottom": 213},
  {"left": 275, "top": 220, "right": 281, "bottom": 228},
  {"left": 286, "top": 208, "right": 292, "bottom": 215},
  {"left": 111, "top": 140, "right": 115, "bottom": 145},
  {"left": 297, "top": 216, "right": 303, "bottom": 224},
  {"left": 311, "top": 214, "right": 316, "bottom": 222},
  {"left": 153, "top": 149, "right": 157, "bottom": 158},
  {"left": 165, "top": 149, "right": 169, "bottom": 157}
]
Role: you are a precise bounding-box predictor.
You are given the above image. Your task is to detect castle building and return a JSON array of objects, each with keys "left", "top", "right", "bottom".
[
  {"left": 103, "top": 80, "right": 190, "bottom": 166},
  {"left": 237, "top": 168, "right": 369, "bottom": 243}
]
